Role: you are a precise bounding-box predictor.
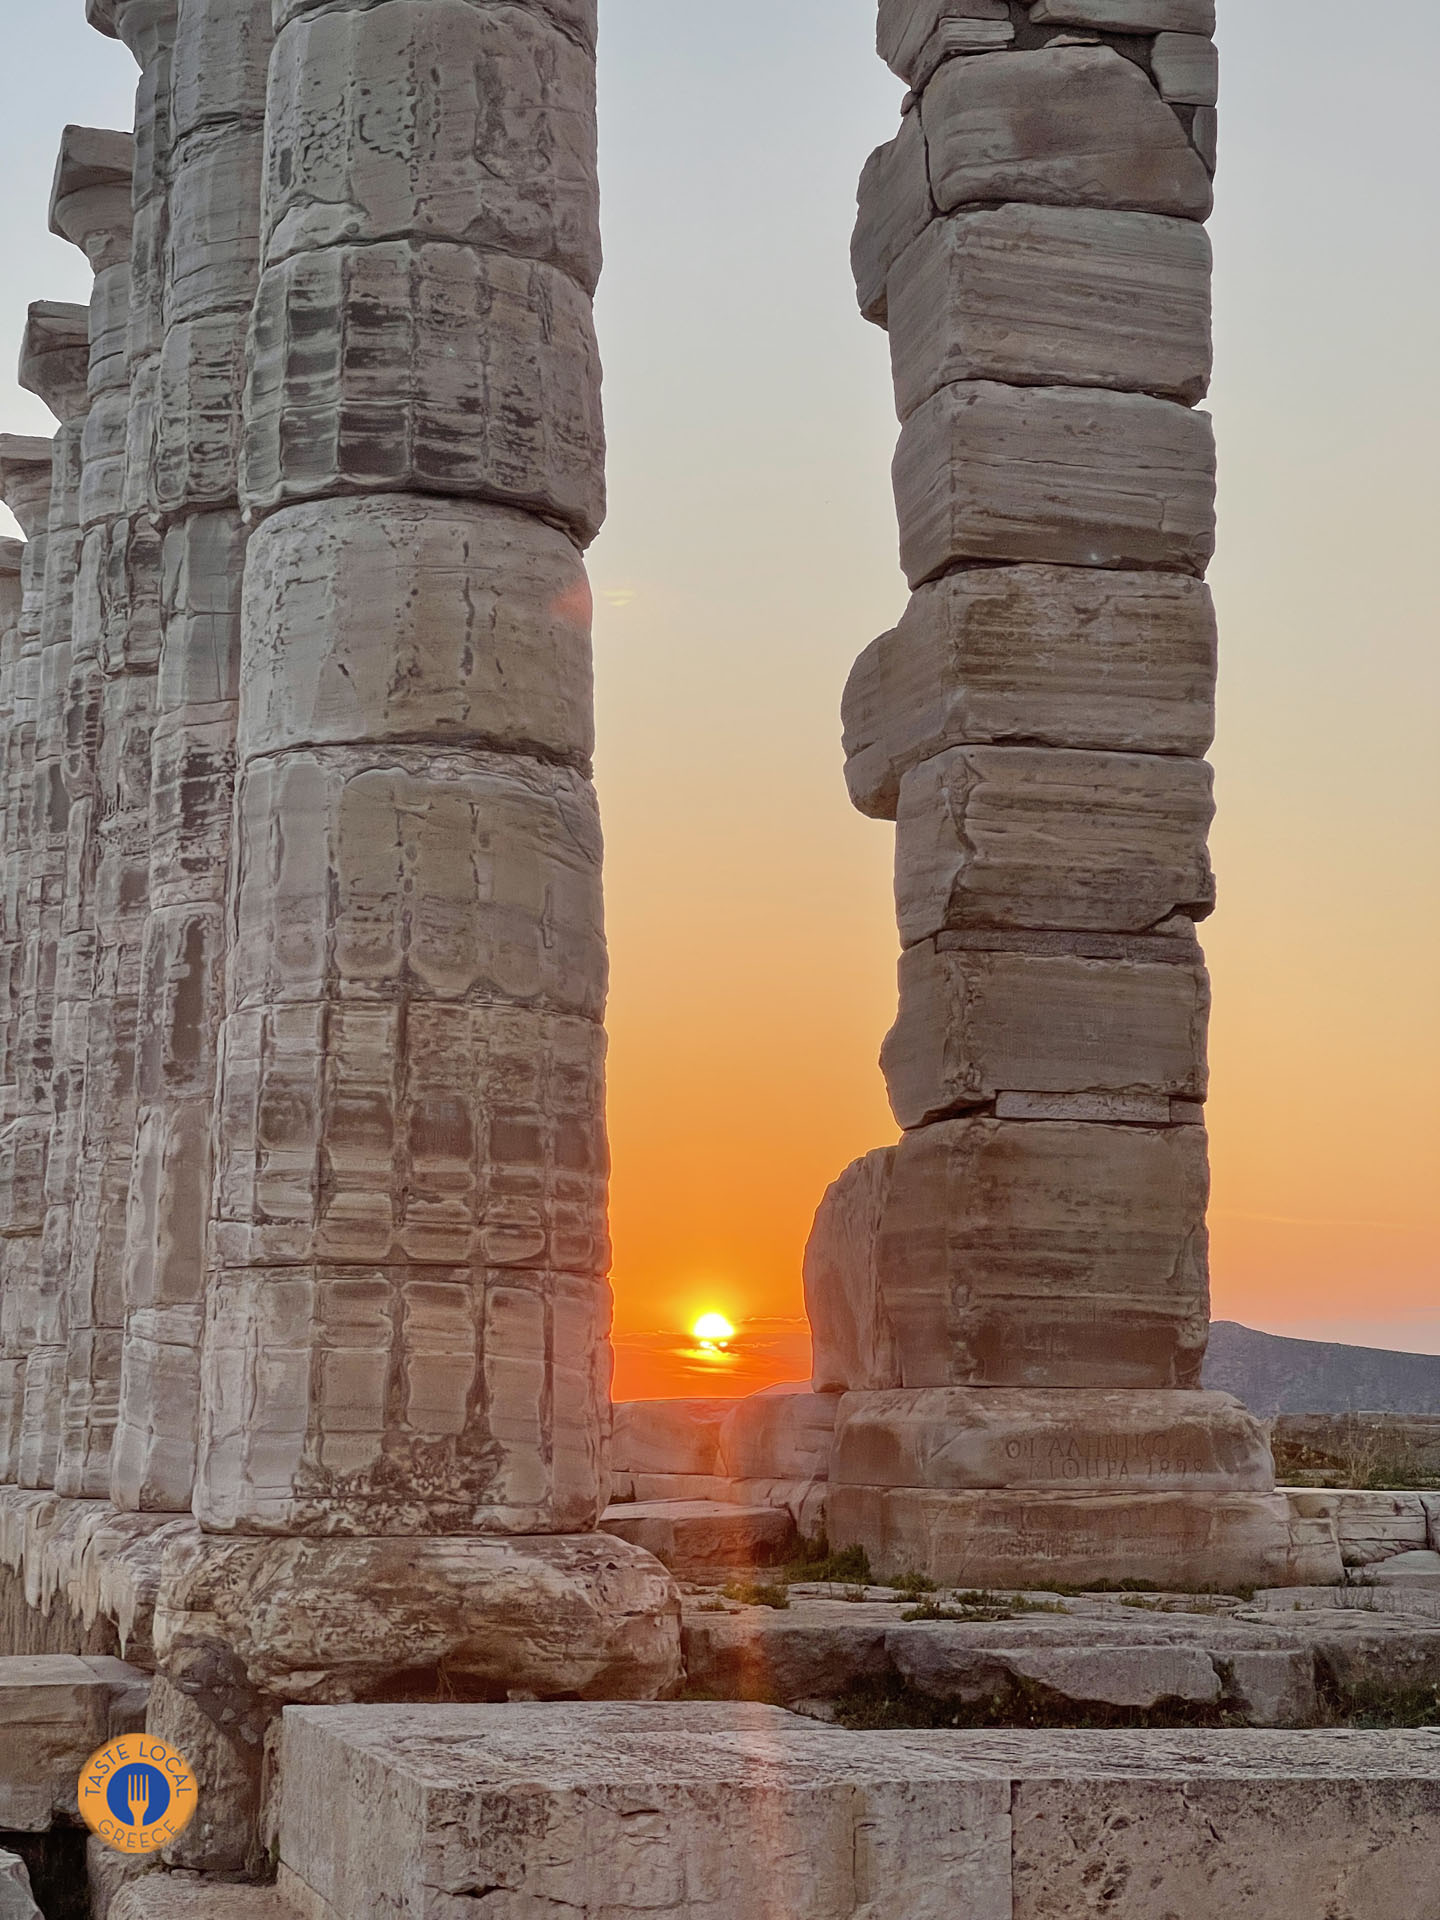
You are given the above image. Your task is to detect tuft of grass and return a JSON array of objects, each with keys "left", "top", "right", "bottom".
[
  {"left": 784, "top": 1538, "right": 873, "bottom": 1586},
  {"left": 831, "top": 1674, "right": 1235, "bottom": 1734},
  {"left": 721, "top": 1580, "right": 791, "bottom": 1611},
  {"left": 901, "top": 1590, "right": 1067, "bottom": 1625}
]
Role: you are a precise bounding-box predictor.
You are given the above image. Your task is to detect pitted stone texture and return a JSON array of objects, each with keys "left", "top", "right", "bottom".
[
  {"left": 169, "top": 0, "right": 273, "bottom": 142},
  {"left": 241, "top": 242, "right": 605, "bottom": 543},
  {"left": 922, "top": 46, "right": 1213, "bottom": 220},
  {"left": 843, "top": 569, "right": 1216, "bottom": 821},
  {"left": 49, "top": 127, "right": 135, "bottom": 273},
  {"left": 153, "top": 1529, "right": 680, "bottom": 1704},
  {"left": 888, "top": 207, "right": 1212, "bottom": 417},
  {"left": 894, "top": 382, "right": 1216, "bottom": 585},
  {"left": 0, "top": 1653, "right": 149, "bottom": 1831},
  {"left": 164, "top": 124, "right": 264, "bottom": 325},
  {"left": 19, "top": 304, "right": 92, "bottom": 426},
  {"left": 228, "top": 749, "right": 606, "bottom": 1019},
  {"left": 851, "top": 112, "right": 933, "bottom": 326},
  {"left": 239, "top": 497, "right": 596, "bottom": 766},
  {"left": 883, "top": 941, "right": 1209, "bottom": 1128},
  {"left": 875, "top": 1119, "right": 1210, "bottom": 1391},
  {"left": 1029, "top": 0, "right": 1215, "bottom": 28},
  {"left": 278, "top": 1703, "right": 1010, "bottom": 1920},
  {"left": 895, "top": 746, "right": 1215, "bottom": 940},
  {"left": 805, "top": 1149, "right": 902, "bottom": 1394},
  {"left": 611, "top": 1400, "right": 734, "bottom": 1479},
  {"left": 211, "top": 1002, "right": 608, "bottom": 1277},
  {"left": 877, "top": 3, "right": 1013, "bottom": 89},
  {"left": 195, "top": 1264, "right": 610, "bottom": 1535},
  {"left": 155, "top": 315, "right": 249, "bottom": 509},
  {"left": 719, "top": 1387, "right": 837, "bottom": 1484},
  {"left": 830, "top": 1487, "right": 1340, "bottom": 1593},
  {"left": 832, "top": 1390, "right": 1274, "bottom": 1494},
  {"left": 266, "top": 2, "right": 600, "bottom": 293}
]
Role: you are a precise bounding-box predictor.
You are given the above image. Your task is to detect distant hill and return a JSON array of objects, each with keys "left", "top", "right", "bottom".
[{"left": 1204, "top": 1321, "right": 1440, "bottom": 1417}]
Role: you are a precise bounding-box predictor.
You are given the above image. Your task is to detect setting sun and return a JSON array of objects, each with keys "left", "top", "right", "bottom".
[{"left": 691, "top": 1313, "right": 737, "bottom": 1347}]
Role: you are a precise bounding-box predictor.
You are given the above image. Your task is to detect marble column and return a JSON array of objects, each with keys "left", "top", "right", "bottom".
[{"left": 811, "top": 1, "right": 1329, "bottom": 1591}]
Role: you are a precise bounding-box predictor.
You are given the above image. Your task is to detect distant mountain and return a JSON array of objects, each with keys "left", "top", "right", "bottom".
[{"left": 1204, "top": 1321, "right": 1440, "bottom": 1417}]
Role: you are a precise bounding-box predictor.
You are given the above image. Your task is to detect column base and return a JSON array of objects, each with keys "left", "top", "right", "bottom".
[
  {"left": 149, "top": 1529, "right": 683, "bottom": 1871},
  {"left": 828, "top": 1389, "right": 1344, "bottom": 1591}
]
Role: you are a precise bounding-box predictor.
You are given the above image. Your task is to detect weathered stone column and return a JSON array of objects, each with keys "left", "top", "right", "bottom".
[
  {"left": 58, "top": 0, "right": 178, "bottom": 1496},
  {"left": 812, "top": 1, "right": 1332, "bottom": 1590},
  {"left": 137, "top": 0, "right": 677, "bottom": 1871},
  {"left": 109, "top": 0, "right": 273, "bottom": 1514},
  {"left": 0, "top": 437, "right": 58, "bottom": 1483},
  {"left": 0, "top": 531, "right": 30, "bottom": 1479},
  {"left": 32, "top": 130, "right": 139, "bottom": 1500}
]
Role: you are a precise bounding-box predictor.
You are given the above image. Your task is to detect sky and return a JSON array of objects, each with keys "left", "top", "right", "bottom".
[{"left": 1, "top": 1, "right": 1435, "bottom": 1398}]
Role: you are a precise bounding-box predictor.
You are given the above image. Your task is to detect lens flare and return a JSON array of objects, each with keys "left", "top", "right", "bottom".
[{"left": 692, "top": 1312, "right": 736, "bottom": 1347}]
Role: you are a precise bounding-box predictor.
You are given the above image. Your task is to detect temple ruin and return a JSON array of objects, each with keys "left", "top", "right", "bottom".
[{"left": 1, "top": 3, "right": 1439, "bottom": 1917}]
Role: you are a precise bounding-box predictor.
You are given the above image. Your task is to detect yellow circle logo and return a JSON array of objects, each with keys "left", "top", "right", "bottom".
[{"left": 77, "top": 1735, "right": 199, "bottom": 1856}]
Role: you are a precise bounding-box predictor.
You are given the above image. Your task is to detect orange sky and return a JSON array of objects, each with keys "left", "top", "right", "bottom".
[{"left": 592, "top": 2, "right": 1440, "bottom": 1401}]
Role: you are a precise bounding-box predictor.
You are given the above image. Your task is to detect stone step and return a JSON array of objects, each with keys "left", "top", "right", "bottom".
[
  {"left": 0, "top": 1653, "right": 148, "bottom": 1832},
  {"left": 600, "top": 1501, "right": 797, "bottom": 1577},
  {"left": 110, "top": 1878, "right": 296, "bottom": 1920},
  {"left": 275, "top": 1701, "right": 1440, "bottom": 1920}
]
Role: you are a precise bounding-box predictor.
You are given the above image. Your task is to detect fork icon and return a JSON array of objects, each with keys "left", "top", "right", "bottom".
[{"left": 125, "top": 1771, "right": 150, "bottom": 1828}]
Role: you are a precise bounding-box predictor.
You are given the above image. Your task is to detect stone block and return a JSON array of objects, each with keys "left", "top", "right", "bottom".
[
  {"left": 49, "top": 127, "right": 134, "bottom": 273},
  {"left": 278, "top": 1703, "right": 1012, "bottom": 1920},
  {"left": 0, "top": 1653, "right": 150, "bottom": 1831},
  {"left": 165, "top": 124, "right": 265, "bottom": 324},
  {"left": 169, "top": 0, "right": 273, "bottom": 143},
  {"left": 922, "top": 46, "right": 1213, "bottom": 220},
  {"left": 210, "top": 1001, "right": 608, "bottom": 1275},
  {"left": 851, "top": 112, "right": 932, "bottom": 326},
  {"left": 238, "top": 496, "right": 596, "bottom": 766},
  {"left": 888, "top": 207, "right": 1212, "bottom": 418},
  {"left": 0, "top": 439, "right": 56, "bottom": 541},
  {"left": 1153, "top": 31, "right": 1220, "bottom": 106},
  {"left": 1028, "top": 0, "right": 1216, "bottom": 28},
  {"left": 19, "top": 303, "right": 91, "bottom": 426},
  {"left": 88, "top": 265, "right": 133, "bottom": 398},
  {"left": 883, "top": 940, "right": 1209, "bottom": 1128},
  {"left": 266, "top": 2, "right": 600, "bottom": 293},
  {"left": 894, "top": 381, "right": 1216, "bottom": 584},
  {"left": 832, "top": 1389, "right": 1274, "bottom": 1494},
  {"left": 152, "top": 1529, "right": 680, "bottom": 1705},
  {"left": 878, "top": 2, "right": 1012, "bottom": 88},
  {"left": 874, "top": 1118, "right": 1210, "bottom": 1390},
  {"left": 110, "top": 1882, "right": 287, "bottom": 1920},
  {"left": 719, "top": 1387, "right": 838, "bottom": 1483},
  {"left": 227, "top": 748, "right": 606, "bottom": 1020},
  {"left": 0, "top": 1853, "right": 39, "bottom": 1920},
  {"left": 1369, "top": 1552, "right": 1440, "bottom": 1589},
  {"left": 895, "top": 745, "right": 1214, "bottom": 938},
  {"left": 1285, "top": 1490, "right": 1430, "bottom": 1570},
  {"left": 155, "top": 315, "right": 249, "bottom": 510},
  {"left": 682, "top": 1605, "right": 896, "bottom": 1705},
  {"left": 829, "top": 1486, "right": 1342, "bottom": 1592},
  {"left": 804, "top": 1148, "right": 902, "bottom": 1393},
  {"left": 195, "top": 1266, "right": 610, "bottom": 1536},
  {"left": 843, "top": 568, "right": 1216, "bottom": 820},
  {"left": 899, "top": 1635, "right": 1224, "bottom": 1709},
  {"left": 629, "top": 1474, "right": 733, "bottom": 1505},
  {"left": 241, "top": 242, "right": 606, "bottom": 544},
  {"left": 110, "top": 1309, "right": 204, "bottom": 1514},
  {"left": 272, "top": 0, "right": 601, "bottom": 52},
  {"left": 601, "top": 1501, "right": 798, "bottom": 1577},
  {"left": 610, "top": 1399, "right": 735, "bottom": 1478},
  {"left": 1221, "top": 1649, "right": 1319, "bottom": 1729}
]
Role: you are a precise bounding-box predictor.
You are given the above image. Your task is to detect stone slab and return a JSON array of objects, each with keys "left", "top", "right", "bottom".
[
  {"left": 0, "top": 1651, "right": 149, "bottom": 1830},
  {"left": 1029, "top": 0, "right": 1216, "bottom": 29},
  {"left": 883, "top": 941, "right": 1209, "bottom": 1128},
  {"left": 110, "top": 1883, "right": 290, "bottom": 1920},
  {"left": 610, "top": 1400, "right": 735, "bottom": 1479},
  {"left": 828, "top": 1486, "right": 1342, "bottom": 1592},
  {"left": 851, "top": 111, "right": 933, "bottom": 326},
  {"left": 275, "top": 1704, "right": 1440, "bottom": 1920},
  {"left": 894, "top": 381, "right": 1216, "bottom": 585},
  {"left": 878, "top": 2, "right": 1013, "bottom": 87},
  {"left": 895, "top": 745, "right": 1215, "bottom": 939},
  {"left": 1286, "top": 1490, "right": 1430, "bottom": 1569},
  {"left": 719, "top": 1387, "right": 837, "bottom": 1483},
  {"left": 805, "top": 1148, "right": 902, "bottom": 1392},
  {"left": 601, "top": 1501, "right": 797, "bottom": 1578},
  {"left": 889, "top": 207, "right": 1211, "bottom": 418},
  {"left": 831, "top": 1389, "right": 1274, "bottom": 1494},
  {"left": 922, "top": 46, "right": 1213, "bottom": 221},
  {"left": 1153, "top": 31, "right": 1220, "bottom": 106}
]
